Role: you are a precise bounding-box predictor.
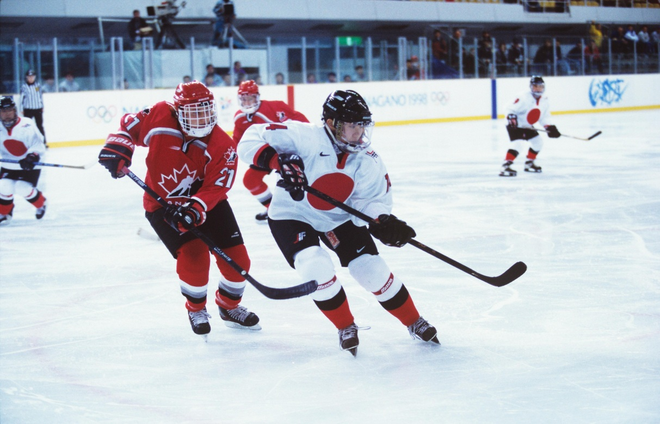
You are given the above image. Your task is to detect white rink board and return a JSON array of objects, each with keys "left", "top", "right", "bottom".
[{"left": 38, "top": 74, "right": 659, "bottom": 145}]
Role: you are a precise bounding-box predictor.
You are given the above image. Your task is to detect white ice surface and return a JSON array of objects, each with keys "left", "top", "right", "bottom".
[{"left": 1, "top": 111, "right": 659, "bottom": 424}]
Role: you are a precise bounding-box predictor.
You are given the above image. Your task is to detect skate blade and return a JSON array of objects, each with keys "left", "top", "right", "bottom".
[
  {"left": 343, "top": 346, "right": 358, "bottom": 357},
  {"left": 222, "top": 321, "right": 262, "bottom": 331}
]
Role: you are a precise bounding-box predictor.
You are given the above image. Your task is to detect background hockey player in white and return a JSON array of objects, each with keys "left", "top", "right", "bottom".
[
  {"left": 0, "top": 96, "right": 47, "bottom": 224},
  {"left": 238, "top": 89, "right": 439, "bottom": 356},
  {"left": 500, "top": 76, "right": 561, "bottom": 177}
]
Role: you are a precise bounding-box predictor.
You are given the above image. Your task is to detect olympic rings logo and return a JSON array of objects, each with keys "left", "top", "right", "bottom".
[
  {"left": 430, "top": 91, "right": 450, "bottom": 105},
  {"left": 87, "top": 105, "right": 118, "bottom": 123}
]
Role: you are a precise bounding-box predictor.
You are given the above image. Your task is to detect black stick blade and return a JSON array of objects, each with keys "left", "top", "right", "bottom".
[
  {"left": 254, "top": 279, "right": 318, "bottom": 300},
  {"left": 479, "top": 261, "right": 527, "bottom": 287},
  {"left": 588, "top": 131, "right": 602, "bottom": 140}
]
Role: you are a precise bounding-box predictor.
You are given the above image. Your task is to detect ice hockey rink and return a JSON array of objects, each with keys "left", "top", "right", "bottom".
[{"left": 1, "top": 109, "right": 658, "bottom": 423}]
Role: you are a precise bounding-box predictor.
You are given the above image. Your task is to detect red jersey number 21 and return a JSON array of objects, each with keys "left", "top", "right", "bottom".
[{"left": 215, "top": 167, "right": 235, "bottom": 188}]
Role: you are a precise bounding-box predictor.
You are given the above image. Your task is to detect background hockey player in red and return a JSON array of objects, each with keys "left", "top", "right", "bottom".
[
  {"left": 500, "top": 75, "right": 561, "bottom": 177},
  {"left": 232, "top": 79, "right": 308, "bottom": 221},
  {"left": 238, "top": 89, "right": 438, "bottom": 356},
  {"left": 0, "top": 96, "right": 47, "bottom": 225},
  {"left": 98, "top": 81, "right": 260, "bottom": 337}
]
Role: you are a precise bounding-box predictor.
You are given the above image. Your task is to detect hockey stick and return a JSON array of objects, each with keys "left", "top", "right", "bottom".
[
  {"left": 0, "top": 158, "right": 94, "bottom": 169},
  {"left": 303, "top": 185, "right": 526, "bottom": 287},
  {"left": 533, "top": 128, "right": 602, "bottom": 141},
  {"left": 123, "top": 168, "right": 318, "bottom": 300}
]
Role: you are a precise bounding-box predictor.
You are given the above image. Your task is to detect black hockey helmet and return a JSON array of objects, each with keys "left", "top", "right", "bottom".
[
  {"left": 322, "top": 90, "right": 374, "bottom": 154},
  {"left": 322, "top": 90, "right": 372, "bottom": 125},
  {"left": 0, "top": 96, "right": 16, "bottom": 110},
  {"left": 0, "top": 96, "right": 18, "bottom": 128},
  {"left": 529, "top": 75, "right": 545, "bottom": 99}
]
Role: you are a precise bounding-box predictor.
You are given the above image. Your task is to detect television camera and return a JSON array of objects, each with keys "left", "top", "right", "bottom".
[
  {"left": 147, "top": 0, "right": 187, "bottom": 49},
  {"left": 147, "top": 0, "right": 187, "bottom": 20}
]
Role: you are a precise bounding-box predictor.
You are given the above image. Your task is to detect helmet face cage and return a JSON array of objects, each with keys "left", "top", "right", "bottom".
[
  {"left": 530, "top": 76, "right": 545, "bottom": 99},
  {"left": 174, "top": 82, "right": 218, "bottom": 138},
  {"left": 322, "top": 90, "right": 374, "bottom": 153}
]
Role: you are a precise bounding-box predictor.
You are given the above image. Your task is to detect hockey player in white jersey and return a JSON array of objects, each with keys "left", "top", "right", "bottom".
[
  {"left": 499, "top": 76, "right": 561, "bottom": 177},
  {"left": 238, "top": 89, "right": 438, "bottom": 356},
  {"left": 0, "top": 96, "right": 47, "bottom": 224}
]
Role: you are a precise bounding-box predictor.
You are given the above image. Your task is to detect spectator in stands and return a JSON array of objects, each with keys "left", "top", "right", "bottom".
[
  {"left": 59, "top": 72, "right": 80, "bottom": 92},
  {"left": 479, "top": 31, "right": 492, "bottom": 50},
  {"left": 589, "top": 21, "right": 603, "bottom": 49},
  {"left": 127, "top": 9, "right": 152, "bottom": 50},
  {"left": 327, "top": 72, "right": 337, "bottom": 83},
  {"left": 204, "top": 64, "right": 222, "bottom": 86},
  {"left": 554, "top": 39, "right": 571, "bottom": 75},
  {"left": 353, "top": 65, "right": 367, "bottom": 82},
  {"left": 495, "top": 42, "right": 509, "bottom": 76},
  {"left": 651, "top": 27, "right": 660, "bottom": 54},
  {"left": 222, "top": 74, "right": 232, "bottom": 87},
  {"left": 182, "top": 75, "right": 192, "bottom": 83},
  {"left": 41, "top": 75, "right": 56, "bottom": 93},
  {"left": 611, "top": 26, "right": 628, "bottom": 56},
  {"left": 637, "top": 26, "right": 650, "bottom": 55},
  {"left": 533, "top": 39, "right": 554, "bottom": 75},
  {"left": 508, "top": 39, "right": 524, "bottom": 76},
  {"left": 343, "top": 75, "right": 353, "bottom": 82},
  {"left": 584, "top": 40, "right": 604, "bottom": 74},
  {"left": 567, "top": 41, "right": 583, "bottom": 75},
  {"left": 233, "top": 61, "right": 247, "bottom": 85},
  {"left": 306, "top": 73, "right": 317, "bottom": 84},
  {"left": 406, "top": 57, "right": 420, "bottom": 80},
  {"left": 431, "top": 30, "right": 449, "bottom": 78},
  {"left": 450, "top": 29, "right": 463, "bottom": 70},
  {"left": 275, "top": 72, "right": 285, "bottom": 85},
  {"left": 477, "top": 39, "right": 493, "bottom": 77},
  {"left": 624, "top": 25, "right": 639, "bottom": 51},
  {"left": 204, "top": 74, "right": 218, "bottom": 87}
]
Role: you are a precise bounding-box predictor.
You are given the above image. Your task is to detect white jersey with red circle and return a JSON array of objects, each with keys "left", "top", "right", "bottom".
[
  {"left": 238, "top": 120, "right": 393, "bottom": 232},
  {"left": 506, "top": 89, "right": 553, "bottom": 129}
]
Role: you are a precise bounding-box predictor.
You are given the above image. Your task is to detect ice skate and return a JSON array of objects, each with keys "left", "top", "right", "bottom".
[
  {"left": 338, "top": 323, "right": 359, "bottom": 356},
  {"left": 499, "top": 161, "right": 517, "bottom": 177},
  {"left": 188, "top": 307, "right": 211, "bottom": 337},
  {"left": 35, "top": 200, "right": 47, "bottom": 220},
  {"left": 219, "top": 305, "right": 261, "bottom": 330},
  {"left": 0, "top": 205, "right": 14, "bottom": 225},
  {"left": 407, "top": 316, "right": 440, "bottom": 345},
  {"left": 524, "top": 160, "right": 542, "bottom": 173},
  {"left": 255, "top": 209, "right": 268, "bottom": 221}
]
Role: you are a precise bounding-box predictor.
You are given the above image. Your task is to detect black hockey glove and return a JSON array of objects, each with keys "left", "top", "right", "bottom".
[
  {"left": 276, "top": 153, "right": 307, "bottom": 202},
  {"left": 163, "top": 200, "right": 206, "bottom": 233},
  {"left": 545, "top": 125, "right": 561, "bottom": 138},
  {"left": 19, "top": 153, "right": 39, "bottom": 171},
  {"left": 506, "top": 114, "right": 518, "bottom": 128},
  {"left": 369, "top": 214, "right": 416, "bottom": 248},
  {"left": 98, "top": 135, "right": 135, "bottom": 179}
]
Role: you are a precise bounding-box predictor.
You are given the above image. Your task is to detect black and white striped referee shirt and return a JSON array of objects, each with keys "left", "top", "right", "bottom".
[{"left": 21, "top": 82, "right": 44, "bottom": 110}]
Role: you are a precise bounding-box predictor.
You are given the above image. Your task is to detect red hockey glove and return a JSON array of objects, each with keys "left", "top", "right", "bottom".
[
  {"left": 163, "top": 200, "right": 206, "bottom": 233},
  {"left": 98, "top": 134, "right": 135, "bottom": 178},
  {"left": 545, "top": 125, "right": 561, "bottom": 138},
  {"left": 369, "top": 214, "right": 416, "bottom": 248},
  {"left": 506, "top": 114, "right": 518, "bottom": 129},
  {"left": 276, "top": 153, "right": 307, "bottom": 201},
  {"left": 19, "top": 153, "right": 39, "bottom": 171}
]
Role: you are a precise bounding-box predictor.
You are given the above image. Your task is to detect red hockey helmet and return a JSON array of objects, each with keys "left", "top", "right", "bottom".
[
  {"left": 237, "top": 80, "right": 260, "bottom": 114},
  {"left": 173, "top": 81, "right": 217, "bottom": 138}
]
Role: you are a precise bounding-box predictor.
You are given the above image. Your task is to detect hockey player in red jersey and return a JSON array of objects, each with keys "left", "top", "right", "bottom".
[
  {"left": 500, "top": 76, "right": 561, "bottom": 177},
  {"left": 0, "top": 96, "right": 47, "bottom": 225},
  {"left": 98, "top": 81, "right": 260, "bottom": 337},
  {"left": 238, "top": 89, "right": 439, "bottom": 356},
  {"left": 232, "top": 80, "right": 308, "bottom": 221}
]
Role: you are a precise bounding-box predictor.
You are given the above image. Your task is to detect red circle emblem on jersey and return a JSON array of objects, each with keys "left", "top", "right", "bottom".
[
  {"left": 3, "top": 139, "right": 28, "bottom": 157},
  {"left": 308, "top": 173, "right": 354, "bottom": 211},
  {"left": 527, "top": 108, "right": 541, "bottom": 125}
]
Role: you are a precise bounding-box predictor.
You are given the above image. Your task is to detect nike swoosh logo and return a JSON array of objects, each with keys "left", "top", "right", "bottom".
[
  {"left": 357, "top": 246, "right": 365, "bottom": 253},
  {"left": 320, "top": 152, "right": 330, "bottom": 157}
]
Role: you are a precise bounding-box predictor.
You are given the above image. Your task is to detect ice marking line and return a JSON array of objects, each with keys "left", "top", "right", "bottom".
[{"left": 481, "top": 287, "right": 519, "bottom": 320}]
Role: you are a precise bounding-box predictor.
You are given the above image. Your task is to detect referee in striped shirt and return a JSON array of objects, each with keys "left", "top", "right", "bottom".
[{"left": 21, "top": 69, "right": 47, "bottom": 146}]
